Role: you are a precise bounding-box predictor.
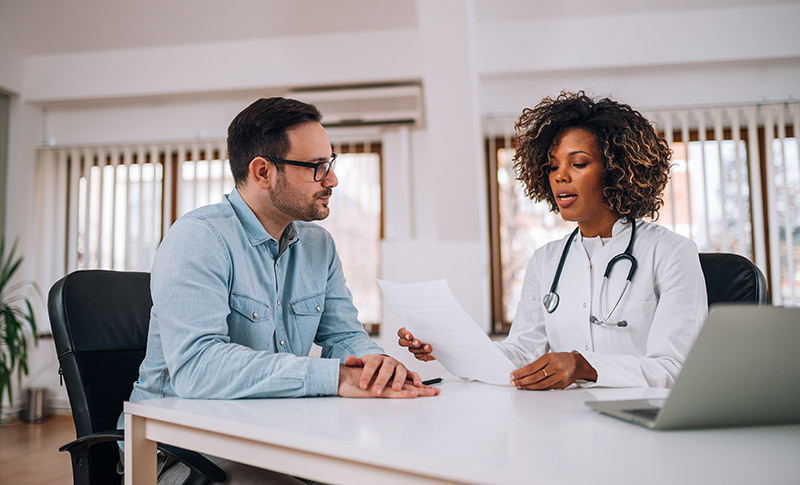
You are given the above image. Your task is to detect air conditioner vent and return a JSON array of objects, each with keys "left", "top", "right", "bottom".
[{"left": 287, "top": 84, "right": 423, "bottom": 127}]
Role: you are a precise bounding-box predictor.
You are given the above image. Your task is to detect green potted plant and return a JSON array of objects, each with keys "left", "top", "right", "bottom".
[{"left": 0, "top": 238, "right": 38, "bottom": 423}]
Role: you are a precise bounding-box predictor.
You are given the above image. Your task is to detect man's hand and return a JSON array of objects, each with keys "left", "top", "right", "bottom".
[
  {"left": 397, "top": 327, "right": 436, "bottom": 362},
  {"left": 337, "top": 354, "right": 440, "bottom": 398},
  {"left": 510, "top": 351, "right": 597, "bottom": 390}
]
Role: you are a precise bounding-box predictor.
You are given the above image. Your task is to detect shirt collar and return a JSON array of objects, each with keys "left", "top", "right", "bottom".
[
  {"left": 612, "top": 217, "right": 638, "bottom": 238},
  {"left": 575, "top": 217, "right": 636, "bottom": 243},
  {"left": 227, "top": 188, "right": 299, "bottom": 248}
]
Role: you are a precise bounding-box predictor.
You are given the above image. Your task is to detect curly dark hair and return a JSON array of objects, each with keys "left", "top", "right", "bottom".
[{"left": 513, "top": 91, "right": 671, "bottom": 220}]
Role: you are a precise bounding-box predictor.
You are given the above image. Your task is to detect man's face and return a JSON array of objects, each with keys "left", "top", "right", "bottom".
[{"left": 268, "top": 121, "right": 338, "bottom": 222}]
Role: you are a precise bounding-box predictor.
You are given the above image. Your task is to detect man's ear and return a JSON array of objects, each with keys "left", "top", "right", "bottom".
[{"left": 248, "top": 157, "right": 273, "bottom": 189}]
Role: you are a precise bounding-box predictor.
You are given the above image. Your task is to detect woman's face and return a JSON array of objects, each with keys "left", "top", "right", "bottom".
[{"left": 548, "top": 127, "right": 618, "bottom": 236}]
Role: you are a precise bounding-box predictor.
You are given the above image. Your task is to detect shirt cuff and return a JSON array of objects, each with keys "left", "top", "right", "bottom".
[{"left": 305, "top": 357, "right": 340, "bottom": 396}]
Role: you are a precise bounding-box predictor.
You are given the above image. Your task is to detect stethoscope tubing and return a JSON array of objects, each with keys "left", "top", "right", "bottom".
[{"left": 542, "top": 218, "right": 638, "bottom": 325}]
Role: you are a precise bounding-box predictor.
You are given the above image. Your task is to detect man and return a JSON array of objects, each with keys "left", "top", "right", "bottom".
[{"left": 120, "top": 97, "right": 438, "bottom": 483}]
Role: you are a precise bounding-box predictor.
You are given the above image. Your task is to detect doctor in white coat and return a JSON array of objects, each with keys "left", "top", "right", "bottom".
[{"left": 399, "top": 91, "right": 707, "bottom": 389}]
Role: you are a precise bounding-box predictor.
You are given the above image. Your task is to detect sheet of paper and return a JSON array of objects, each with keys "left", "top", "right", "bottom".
[{"left": 378, "top": 279, "right": 515, "bottom": 386}]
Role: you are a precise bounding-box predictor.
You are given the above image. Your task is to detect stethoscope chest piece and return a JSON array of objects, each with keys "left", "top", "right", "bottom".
[{"left": 542, "top": 292, "right": 559, "bottom": 313}]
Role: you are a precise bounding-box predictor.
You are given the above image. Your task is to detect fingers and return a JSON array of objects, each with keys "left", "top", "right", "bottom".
[
  {"left": 510, "top": 352, "right": 584, "bottom": 390},
  {"left": 407, "top": 370, "right": 422, "bottom": 387},
  {"left": 397, "top": 328, "right": 434, "bottom": 359},
  {"left": 371, "top": 358, "right": 398, "bottom": 395},
  {"left": 344, "top": 355, "right": 361, "bottom": 367},
  {"left": 338, "top": 365, "right": 441, "bottom": 399},
  {"left": 510, "top": 358, "right": 548, "bottom": 383},
  {"left": 382, "top": 382, "right": 441, "bottom": 399},
  {"left": 358, "top": 357, "right": 381, "bottom": 391},
  {"left": 397, "top": 327, "right": 415, "bottom": 348},
  {"left": 390, "top": 364, "right": 408, "bottom": 391},
  {"left": 513, "top": 370, "right": 557, "bottom": 390}
]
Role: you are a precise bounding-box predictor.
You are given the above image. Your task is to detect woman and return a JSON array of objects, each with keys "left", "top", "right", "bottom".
[{"left": 399, "top": 91, "right": 707, "bottom": 389}]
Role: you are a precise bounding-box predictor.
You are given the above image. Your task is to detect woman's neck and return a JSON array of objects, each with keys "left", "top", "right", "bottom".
[{"left": 578, "top": 212, "right": 620, "bottom": 238}]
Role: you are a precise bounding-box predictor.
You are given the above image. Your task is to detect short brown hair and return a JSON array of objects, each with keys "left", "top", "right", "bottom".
[{"left": 227, "top": 97, "right": 322, "bottom": 185}]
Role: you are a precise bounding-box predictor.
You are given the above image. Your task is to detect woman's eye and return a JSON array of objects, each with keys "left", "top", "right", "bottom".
[
  {"left": 573, "top": 162, "right": 587, "bottom": 168},
  {"left": 548, "top": 165, "right": 558, "bottom": 172}
]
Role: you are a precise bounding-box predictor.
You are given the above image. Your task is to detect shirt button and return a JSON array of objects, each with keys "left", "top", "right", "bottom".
[
  {"left": 582, "top": 303, "right": 587, "bottom": 308},
  {"left": 253, "top": 312, "right": 258, "bottom": 318},
  {"left": 277, "top": 301, "right": 281, "bottom": 306},
  {"left": 276, "top": 262, "right": 279, "bottom": 267},
  {"left": 280, "top": 340, "right": 285, "bottom": 346},
  {"left": 315, "top": 306, "right": 321, "bottom": 312},
  {"left": 584, "top": 345, "right": 589, "bottom": 350}
]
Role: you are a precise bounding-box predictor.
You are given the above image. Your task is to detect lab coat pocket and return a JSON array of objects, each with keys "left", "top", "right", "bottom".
[{"left": 618, "top": 298, "right": 657, "bottom": 350}]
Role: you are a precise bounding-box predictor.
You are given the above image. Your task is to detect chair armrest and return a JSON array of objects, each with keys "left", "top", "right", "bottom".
[
  {"left": 59, "top": 430, "right": 125, "bottom": 453},
  {"left": 59, "top": 430, "right": 227, "bottom": 483}
]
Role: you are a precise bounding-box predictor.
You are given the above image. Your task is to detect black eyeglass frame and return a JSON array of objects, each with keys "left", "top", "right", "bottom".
[{"left": 262, "top": 153, "right": 338, "bottom": 182}]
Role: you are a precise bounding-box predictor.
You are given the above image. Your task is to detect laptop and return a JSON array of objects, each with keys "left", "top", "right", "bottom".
[{"left": 586, "top": 304, "right": 800, "bottom": 430}]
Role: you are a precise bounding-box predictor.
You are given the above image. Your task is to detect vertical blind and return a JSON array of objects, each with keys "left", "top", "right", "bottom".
[
  {"left": 33, "top": 135, "right": 384, "bottom": 332},
  {"left": 485, "top": 100, "right": 800, "bottom": 328}
]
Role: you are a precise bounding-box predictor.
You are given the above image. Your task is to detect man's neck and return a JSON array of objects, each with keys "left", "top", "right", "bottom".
[{"left": 237, "top": 185, "right": 291, "bottom": 241}]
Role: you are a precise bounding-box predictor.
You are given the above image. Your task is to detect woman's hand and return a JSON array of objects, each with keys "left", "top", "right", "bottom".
[
  {"left": 397, "top": 327, "right": 436, "bottom": 362},
  {"left": 510, "top": 350, "right": 597, "bottom": 390}
]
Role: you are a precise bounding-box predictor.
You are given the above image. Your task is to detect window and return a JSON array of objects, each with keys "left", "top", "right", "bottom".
[
  {"left": 33, "top": 138, "right": 384, "bottom": 333},
  {"left": 319, "top": 141, "right": 383, "bottom": 332},
  {"left": 486, "top": 101, "right": 800, "bottom": 332}
]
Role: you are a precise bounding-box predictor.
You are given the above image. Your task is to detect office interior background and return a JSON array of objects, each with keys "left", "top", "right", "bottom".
[{"left": 0, "top": 0, "right": 799, "bottom": 419}]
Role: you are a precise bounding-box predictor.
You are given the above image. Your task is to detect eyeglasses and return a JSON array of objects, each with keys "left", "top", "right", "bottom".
[{"left": 262, "top": 153, "right": 337, "bottom": 182}]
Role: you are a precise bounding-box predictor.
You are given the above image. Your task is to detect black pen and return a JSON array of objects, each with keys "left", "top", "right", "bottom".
[{"left": 422, "top": 377, "right": 443, "bottom": 386}]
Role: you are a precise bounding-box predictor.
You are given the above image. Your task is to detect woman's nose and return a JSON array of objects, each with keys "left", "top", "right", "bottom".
[{"left": 552, "top": 166, "right": 569, "bottom": 182}]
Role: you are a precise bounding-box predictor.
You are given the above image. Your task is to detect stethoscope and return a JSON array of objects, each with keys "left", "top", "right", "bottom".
[{"left": 541, "top": 218, "right": 638, "bottom": 328}]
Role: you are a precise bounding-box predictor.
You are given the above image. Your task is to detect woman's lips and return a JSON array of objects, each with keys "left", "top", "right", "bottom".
[{"left": 555, "top": 193, "right": 577, "bottom": 208}]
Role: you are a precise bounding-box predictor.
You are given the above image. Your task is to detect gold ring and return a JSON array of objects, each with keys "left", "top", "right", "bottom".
[{"left": 542, "top": 369, "right": 548, "bottom": 377}]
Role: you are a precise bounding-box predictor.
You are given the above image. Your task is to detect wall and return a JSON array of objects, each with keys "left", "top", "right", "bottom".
[
  {"left": 477, "top": 1, "right": 800, "bottom": 115},
  {"left": 3, "top": 0, "right": 799, "bottom": 410},
  {"left": 0, "top": 15, "right": 22, "bottom": 95}
]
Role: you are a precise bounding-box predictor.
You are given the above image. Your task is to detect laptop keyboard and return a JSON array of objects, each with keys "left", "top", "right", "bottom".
[{"left": 623, "top": 408, "right": 661, "bottom": 420}]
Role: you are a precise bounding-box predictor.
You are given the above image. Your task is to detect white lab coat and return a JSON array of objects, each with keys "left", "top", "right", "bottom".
[{"left": 497, "top": 218, "right": 707, "bottom": 388}]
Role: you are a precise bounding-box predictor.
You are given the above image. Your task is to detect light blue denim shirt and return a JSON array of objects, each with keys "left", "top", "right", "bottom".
[{"left": 126, "top": 188, "right": 382, "bottom": 406}]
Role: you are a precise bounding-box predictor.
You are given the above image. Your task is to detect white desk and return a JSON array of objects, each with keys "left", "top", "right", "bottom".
[{"left": 124, "top": 380, "right": 800, "bottom": 485}]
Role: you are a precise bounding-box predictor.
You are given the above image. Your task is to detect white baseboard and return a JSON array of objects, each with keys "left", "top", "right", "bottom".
[{"left": 0, "top": 396, "right": 72, "bottom": 421}]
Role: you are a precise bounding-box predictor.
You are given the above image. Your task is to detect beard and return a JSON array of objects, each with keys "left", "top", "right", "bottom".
[{"left": 269, "top": 171, "right": 333, "bottom": 222}]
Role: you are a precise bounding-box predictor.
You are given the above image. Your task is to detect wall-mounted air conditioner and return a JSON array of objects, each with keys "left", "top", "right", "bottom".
[{"left": 287, "top": 83, "right": 423, "bottom": 128}]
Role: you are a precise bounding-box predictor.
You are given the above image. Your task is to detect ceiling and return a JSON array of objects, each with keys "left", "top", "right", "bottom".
[
  {"left": 0, "top": 0, "right": 417, "bottom": 55},
  {"left": 1, "top": 0, "right": 796, "bottom": 56}
]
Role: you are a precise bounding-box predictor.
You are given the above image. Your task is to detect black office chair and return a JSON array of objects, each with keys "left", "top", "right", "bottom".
[
  {"left": 698, "top": 253, "right": 769, "bottom": 306},
  {"left": 49, "top": 270, "right": 226, "bottom": 485}
]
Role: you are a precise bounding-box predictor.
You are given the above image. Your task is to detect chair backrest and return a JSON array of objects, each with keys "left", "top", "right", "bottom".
[
  {"left": 698, "top": 253, "right": 768, "bottom": 306},
  {"left": 48, "top": 270, "right": 151, "bottom": 483}
]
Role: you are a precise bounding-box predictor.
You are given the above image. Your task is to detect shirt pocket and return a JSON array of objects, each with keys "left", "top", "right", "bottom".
[
  {"left": 229, "top": 293, "right": 274, "bottom": 349},
  {"left": 289, "top": 290, "right": 325, "bottom": 334},
  {"left": 230, "top": 292, "right": 271, "bottom": 323}
]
